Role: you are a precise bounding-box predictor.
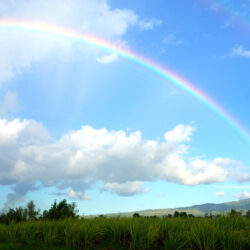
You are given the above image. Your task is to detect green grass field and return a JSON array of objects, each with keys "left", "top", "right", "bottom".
[{"left": 0, "top": 216, "right": 249, "bottom": 250}]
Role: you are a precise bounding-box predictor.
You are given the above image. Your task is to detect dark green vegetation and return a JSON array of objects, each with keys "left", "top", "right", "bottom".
[
  {"left": 0, "top": 215, "right": 249, "bottom": 249},
  {"left": 0, "top": 200, "right": 78, "bottom": 224},
  {"left": 0, "top": 200, "right": 250, "bottom": 249}
]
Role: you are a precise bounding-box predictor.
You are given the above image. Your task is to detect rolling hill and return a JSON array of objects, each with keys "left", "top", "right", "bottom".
[{"left": 98, "top": 198, "right": 250, "bottom": 217}]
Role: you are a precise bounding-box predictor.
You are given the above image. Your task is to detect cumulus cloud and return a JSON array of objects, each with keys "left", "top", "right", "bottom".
[
  {"left": 233, "top": 191, "right": 250, "bottom": 200},
  {"left": 96, "top": 52, "right": 118, "bottom": 64},
  {"left": 0, "top": 0, "right": 138, "bottom": 86},
  {"left": 139, "top": 18, "right": 162, "bottom": 30},
  {"left": 164, "top": 124, "right": 194, "bottom": 143},
  {"left": 231, "top": 45, "right": 250, "bottom": 58},
  {"left": 50, "top": 180, "right": 92, "bottom": 201},
  {"left": 104, "top": 181, "right": 149, "bottom": 196},
  {"left": 215, "top": 191, "right": 225, "bottom": 197},
  {"left": 0, "top": 118, "right": 249, "bottom": 206},
  {"left": 69, "top": 189, "right": 90, "bottom": 200}
]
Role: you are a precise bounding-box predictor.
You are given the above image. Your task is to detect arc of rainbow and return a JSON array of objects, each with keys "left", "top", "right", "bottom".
[{"left": 0, "top": 19, "right": 249, "bottom": 145}]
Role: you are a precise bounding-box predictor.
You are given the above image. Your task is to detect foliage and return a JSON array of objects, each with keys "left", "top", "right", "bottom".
[
  {"left": 246, "top": 210, "right": 250, "bottom": 218},
  {"left": 229, "top": 209, "right": 242, "bottom": 217},
  {"left": 0, "top": 215, "right": 248, "bottom": 249},
  {"left": 173, "top": 211, "right": 188, "bottom": 217},
  {"left": 0, "top": 200, "right": 249, "bottom": 249},
  {"left": 42, "top": 199, "right": 78, "bottom": 220},
  {"left": 0, "top": 200, "right": 40, "bottom": 224},
  {"left": 0, "top": 199, "right": 78, "bottom": 224},
  {"left": 133, "top": 213, "right": 140, "bottom": 218}
]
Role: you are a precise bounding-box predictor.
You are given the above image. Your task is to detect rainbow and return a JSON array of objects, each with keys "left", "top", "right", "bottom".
[{"left": 0, "top": 19, "right": 249, "bottom": 145}]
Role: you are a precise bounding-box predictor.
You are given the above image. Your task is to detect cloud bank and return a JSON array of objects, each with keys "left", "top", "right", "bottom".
[{"left": 0, "top": 119, "right": 249, "bottom": 206}]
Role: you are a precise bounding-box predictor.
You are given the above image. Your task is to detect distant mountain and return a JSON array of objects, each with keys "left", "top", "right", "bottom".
[
  {"left": 177, "top": 198, "right": 250, "bottom": 214},
  {"left": 99, "top": 199, "right": 250, "bottom": 217}
]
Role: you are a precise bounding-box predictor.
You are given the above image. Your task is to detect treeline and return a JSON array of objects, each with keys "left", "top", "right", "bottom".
[
  {"left": 132, "top": 211, "right": 195, "bottom": 218},
  {"left": 133, "top": 209, "right": 250, "bottom": 219},
  {"left": 0, "top": 199, "right": 78, "bottom": 224},
  {"left": 0, "top": 199, "right": 250, "bottom": 225}
]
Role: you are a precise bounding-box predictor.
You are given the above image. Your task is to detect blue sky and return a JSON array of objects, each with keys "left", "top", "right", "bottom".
[{"left": 0, "top": 0, "right": 249, "bottom": 215}]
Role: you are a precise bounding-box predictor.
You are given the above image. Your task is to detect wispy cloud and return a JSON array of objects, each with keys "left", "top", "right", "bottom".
[
  {"left": 139, "top": 18, "right": 162, "bottom": 31},
  {"left": 210, "top": 3, "right": 221, "bottom": 12},
  {"left": 231, "top": 45, "right": 250, "bottom": 58},
  {"left": 51, "top": 190, "right": 90, "bottom": 200},
  {"left": 0, "top": 92, "right": 20, "bottom": 118},
  {"left": 164, "top": 33, "right": 182, "bottom": 45},
  {"left": 96, "top": 53, "right": 118, "bottom": 64},
  {"left": 233, "top": 191, "right": 250, "bottom": 199},
  {"left": 104, "top": 181, "right": 149, "bottom": 196},
  {"left": 215, "top": 191, "right": 225, "bottom": 197},
  {"left": 213, "top": 185, "right": 250, "bottom": 189}
]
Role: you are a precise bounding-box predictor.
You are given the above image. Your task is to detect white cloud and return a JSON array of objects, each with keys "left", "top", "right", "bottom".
[
  {"left": 139, "top": 18, "right": 162, "bottom": 31},
  {"left": 0, "top": 0, "right": 138, "bottom": 86},
  {"left": 233, "top": 191, "right": 250, "bottom": 200},
  {"left": 0, "top": 92, "right": 20, "bottom": 117},
  {"left": 51, "top": 189, "right": 90, "bottom": 201},
  {"left": 164, "top": 124, "right": 194, "bottom": 143},
  {"left": 231, "top": 45, "right": 250, "bottom": 58},
  {"left": 96, "top": 53, "right": 118, "bottom": 64},
  {"left": 215, "top": 191, "right": 225, "bottom": 196},
  {"left": 68, "top": 189, "right": 90, "bottom": 200},
  {"left": 104, "top": 181, "right": 149, "bottom": 196},
  {"left": 164, "top": 33, "right": 182, "bottom": 45},
  {"left": 0, "top": 118, "right": 249, "bottom": 204}
]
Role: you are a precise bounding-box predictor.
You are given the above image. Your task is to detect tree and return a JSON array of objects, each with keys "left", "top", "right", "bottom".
[
  {"left": 229, "top": 209, "right": 242, "bottom": 217},
  {"left": 174, "top": 211, "right": 180, "bottom": 217},
  {"left": 43, "top": 199, "right": 79, "bottom": 220},
  {"left": 26, "top": 200, "right": 40, "bottom": 220},
  {"left": 180, "top": 212, "right": 187, "bottom": 217},
  {"left": 245, "top": 210, "right": 250, "bottom": 218},
  {"left": 5, "top": 207, "right": 27, "bottom": 223},
  {"left": 133, "top": 213, "right": 140, "bottom": 218}
]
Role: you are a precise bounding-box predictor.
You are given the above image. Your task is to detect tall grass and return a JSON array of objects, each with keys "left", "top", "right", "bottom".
[{"left": 0, "top": 216, "right": 249, "bottom": 249}]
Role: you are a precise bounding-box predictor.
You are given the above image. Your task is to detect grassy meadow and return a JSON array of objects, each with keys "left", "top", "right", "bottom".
[{"left": 0, "top": 215, "right": 249, "bottom": 250}]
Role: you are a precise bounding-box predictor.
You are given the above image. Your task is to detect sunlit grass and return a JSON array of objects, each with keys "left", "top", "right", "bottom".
[{"left": 0, "top": 216, "right": 249, "bottom": 249}]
